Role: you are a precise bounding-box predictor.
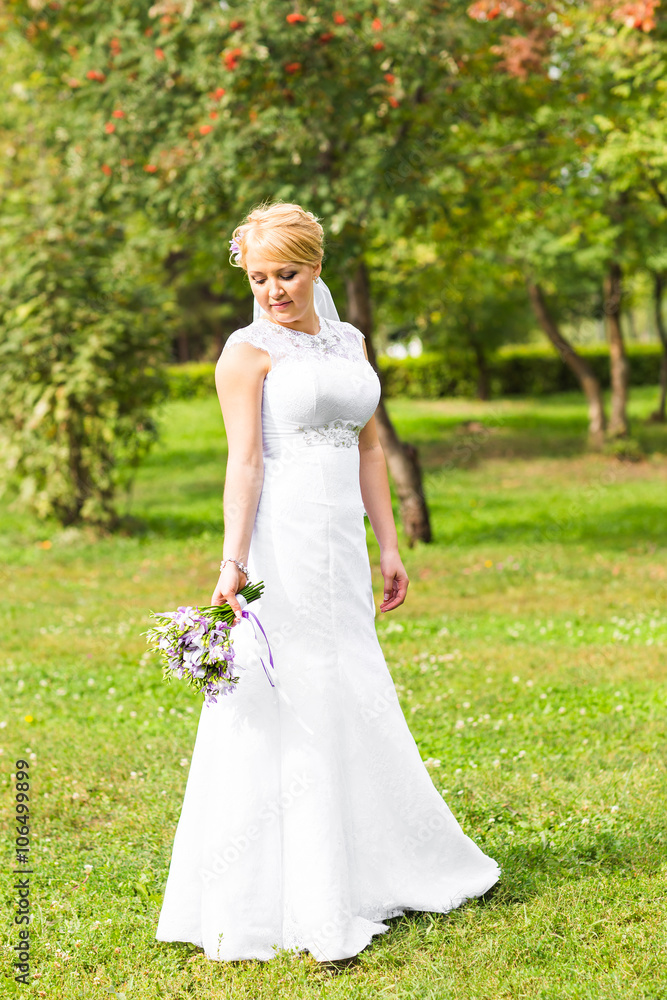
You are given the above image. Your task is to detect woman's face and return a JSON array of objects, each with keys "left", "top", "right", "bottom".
[{"left": 245, "top": 248, "right": 322, "bottom": 326}]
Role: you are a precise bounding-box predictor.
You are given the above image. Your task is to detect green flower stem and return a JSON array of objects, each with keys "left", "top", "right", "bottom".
[{"left": 198, "top": 581, "right": 265, "bottom": 624}]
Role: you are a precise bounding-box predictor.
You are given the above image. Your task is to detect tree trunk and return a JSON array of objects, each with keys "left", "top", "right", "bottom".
[
  {"left": 604, "top": 261, "right": 630, "bottom": 438},
  {"left": 345, "top": 259, "right": 432, "bottom": 546},
  {"left": 650, "top": 271, "right": 667, "bottom": 422},
  {"left": 471, "top": 340, "right": 490, "bottom": 401},
  {"left": 526, "top": 280, "right": 606, "bottom": 448}
]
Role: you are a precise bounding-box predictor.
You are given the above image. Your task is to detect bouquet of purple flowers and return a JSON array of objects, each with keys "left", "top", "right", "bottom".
[{"left": 143, "top": 581, "right": 265, "bottom": 704}]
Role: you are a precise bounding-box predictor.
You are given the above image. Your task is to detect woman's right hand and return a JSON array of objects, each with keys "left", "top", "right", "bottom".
[{"left": 210, "top": 564, "right": 247, "bottom": 623}]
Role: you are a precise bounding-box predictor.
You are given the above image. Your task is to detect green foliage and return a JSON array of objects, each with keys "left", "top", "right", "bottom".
[
  {"left": 0, "top": 207, "right": 171, "bottom": 527},
  {"left": 166, "top": 343, "right": 664, "bottom": 402},
  {"left": 3, "top": 0, "right": 667, "bottom": 528},
  {"left": 491, "top": 343, "right": 663, "bottom": 398}
]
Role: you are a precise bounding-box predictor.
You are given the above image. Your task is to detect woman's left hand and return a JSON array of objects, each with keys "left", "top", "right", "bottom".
[{"left": 379, "top": 550, "right": 409, "bottom": 613}]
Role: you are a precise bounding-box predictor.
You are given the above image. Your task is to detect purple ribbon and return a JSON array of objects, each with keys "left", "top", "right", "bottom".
[
  {"left": 241, "top": 609, "right": 275, "bottom": 687},
  {"left": 237, "top": 602, "right": 314, "bottom": 735}
]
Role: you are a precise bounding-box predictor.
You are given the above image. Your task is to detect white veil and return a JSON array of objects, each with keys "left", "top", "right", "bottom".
[{"left": 253, "top": 277, "right": 340, "bottom": 324}]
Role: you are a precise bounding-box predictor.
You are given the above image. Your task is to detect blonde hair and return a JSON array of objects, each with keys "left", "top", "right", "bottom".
[{"left": 229, "top": 201, "right": 324, "bottom": 272}]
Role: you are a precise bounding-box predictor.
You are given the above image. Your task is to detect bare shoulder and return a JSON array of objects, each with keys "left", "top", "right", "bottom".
[{"left": 216, "top": 325, "right": 271, "bottom": 383}]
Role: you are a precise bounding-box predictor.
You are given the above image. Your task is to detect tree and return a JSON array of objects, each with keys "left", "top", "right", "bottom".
[
  {"left": 461, "top": 0, "right": 667, "bottom": 441},
  {"left": 0, "top": 198, "right": 170, "bottom": 526},
  {"left": 649, "top": 271, "right": 667, "bottom": 421},
  {"left": 4, "top": 0, "right": 486, "bottom": 543}
]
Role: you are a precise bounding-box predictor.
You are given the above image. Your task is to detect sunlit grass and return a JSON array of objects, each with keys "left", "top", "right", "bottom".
[{"left": 0, "top": 386, "right": 666, "bottom": 998}]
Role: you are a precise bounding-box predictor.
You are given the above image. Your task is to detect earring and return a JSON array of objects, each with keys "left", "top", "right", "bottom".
[{"left": 314, "top": 276, "right": 321, "bottom": 284}]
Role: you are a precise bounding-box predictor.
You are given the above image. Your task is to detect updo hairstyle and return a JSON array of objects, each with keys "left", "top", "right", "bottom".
[{"left": 229, "top": 201, "right": 324, "bottom": 273}]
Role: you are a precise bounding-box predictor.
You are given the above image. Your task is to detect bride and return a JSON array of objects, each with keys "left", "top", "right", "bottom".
[{"left": 155, "top": 201, "right": 500, "bottom": 964}]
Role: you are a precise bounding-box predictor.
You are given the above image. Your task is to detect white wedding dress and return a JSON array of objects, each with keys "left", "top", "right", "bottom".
[{"left": 155, "top": 314, "right": 500, "bottom": 963}]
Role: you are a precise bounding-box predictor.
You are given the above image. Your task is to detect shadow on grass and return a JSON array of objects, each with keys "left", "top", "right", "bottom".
[
  {"left": 117, "top": 512, "right": 223, "bottom": 540},
  {"left": 430, "top": 502, "right": 667, "bottom": 551},
  {"left": 387, "top": 391, "right": 667, "bottom": 470}
]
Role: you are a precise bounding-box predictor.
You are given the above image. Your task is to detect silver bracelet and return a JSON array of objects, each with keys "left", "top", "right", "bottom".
[{"left": 220, "top": 557, "right": 249, "bottom": 578}]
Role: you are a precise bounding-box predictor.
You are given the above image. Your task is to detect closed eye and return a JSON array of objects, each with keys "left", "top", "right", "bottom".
[{"left": 252, "top": 273, "right": 296, "bottom": 285}]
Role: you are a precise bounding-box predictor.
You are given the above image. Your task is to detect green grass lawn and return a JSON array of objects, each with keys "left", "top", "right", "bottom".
[{"left": 1, "top": 386, "right": 666, "bottom": 999}]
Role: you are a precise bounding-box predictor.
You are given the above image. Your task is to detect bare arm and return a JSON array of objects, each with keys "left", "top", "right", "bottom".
[
  {"left": 358, "top": 338, "right": 409, "bottom": 613},
  {"left": 210, "top": 341, "right": 269, "bottom": 619}
]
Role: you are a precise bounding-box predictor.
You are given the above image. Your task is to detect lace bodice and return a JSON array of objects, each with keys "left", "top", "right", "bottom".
[
  {"left": 222, "top": 315, "right": 366, "bottom": 369},
  {"left": 221, "top": 315, "right": 381, "bottom": 453}
]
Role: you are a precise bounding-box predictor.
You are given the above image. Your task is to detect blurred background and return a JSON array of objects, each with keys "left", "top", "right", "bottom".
[{"left": 1, "top": 0, "right": 666, "bottom": 533}]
